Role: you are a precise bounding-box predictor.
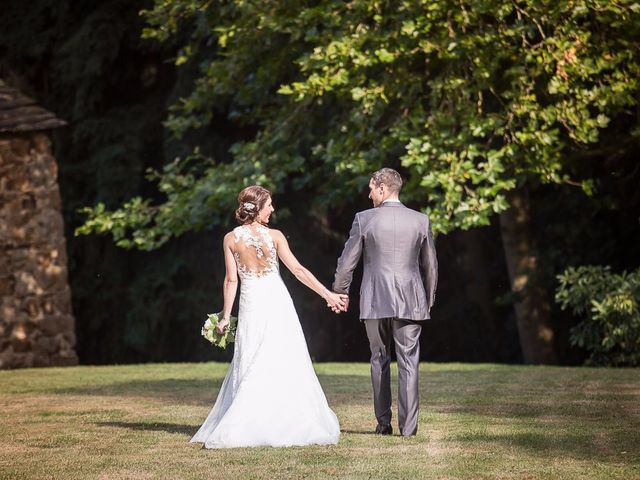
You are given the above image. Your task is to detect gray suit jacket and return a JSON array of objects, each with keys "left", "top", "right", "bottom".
[{"left": 333, "top": 202, "right": 437, "bottom": 320}]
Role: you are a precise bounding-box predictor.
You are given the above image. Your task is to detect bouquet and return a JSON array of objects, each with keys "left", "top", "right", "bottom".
[{"left": 201, "top": 312, "right": 237, "bottom": 349}]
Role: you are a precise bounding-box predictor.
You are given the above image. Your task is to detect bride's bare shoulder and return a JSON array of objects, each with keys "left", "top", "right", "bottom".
[
  {"left": 268, "top": 228, "right": 286, "bottom": 244},
  {"left": 223, "top": 230, "right": 238, "bottom": 245}
]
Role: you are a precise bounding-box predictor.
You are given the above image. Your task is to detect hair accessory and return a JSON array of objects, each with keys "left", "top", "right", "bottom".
[{"left": 243, "top": 202, "right": 256, "bottom": 211}]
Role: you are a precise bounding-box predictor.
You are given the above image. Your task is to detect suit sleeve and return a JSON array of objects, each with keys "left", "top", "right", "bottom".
[
  {"left": 419, "top": 216, "right": 438, "bottom": 309},
  {"left": 332, "top": 214, "right": 363, "bottom": 294}
]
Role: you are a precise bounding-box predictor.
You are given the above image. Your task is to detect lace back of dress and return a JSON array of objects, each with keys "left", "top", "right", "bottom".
[{"left": 233, "top": 225, "right": 278, "bottom": 279}]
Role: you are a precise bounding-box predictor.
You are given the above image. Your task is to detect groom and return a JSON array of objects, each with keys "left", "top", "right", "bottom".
[{"left": 332, "top": 168, "right": 438, "bottom": 436}]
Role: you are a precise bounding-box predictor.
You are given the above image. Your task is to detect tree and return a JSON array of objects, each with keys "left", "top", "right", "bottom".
[
  {"left": 77, "top": 0, "right": 640, "bottom": 363},
  {"left": 0, "top": 0, "right": 224, "bottom": 364}
]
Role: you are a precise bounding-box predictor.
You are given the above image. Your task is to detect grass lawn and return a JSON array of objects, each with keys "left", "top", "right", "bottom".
[{"left": 0, "top": 362, "right": 638, "bottom": 479}]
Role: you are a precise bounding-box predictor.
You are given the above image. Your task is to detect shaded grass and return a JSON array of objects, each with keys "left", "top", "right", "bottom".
[{"left": 0, "top": 363, "right": 638, "bottom": 479}]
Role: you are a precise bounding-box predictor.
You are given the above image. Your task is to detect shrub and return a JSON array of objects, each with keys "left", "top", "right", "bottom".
[{"left": 556, "top": 266, "right": 640, "bottom": 366}]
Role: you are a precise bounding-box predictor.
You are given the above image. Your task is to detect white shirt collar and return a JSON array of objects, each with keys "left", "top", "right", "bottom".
[{"left": 382, "top": 199, "right": 401, "bottom": 204}]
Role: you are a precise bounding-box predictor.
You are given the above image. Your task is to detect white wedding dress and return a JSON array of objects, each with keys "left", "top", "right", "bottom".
[{"left": 190, "top": 224, "right": 340, "bottom": 448}]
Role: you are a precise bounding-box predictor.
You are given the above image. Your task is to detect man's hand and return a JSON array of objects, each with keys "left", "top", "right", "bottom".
[
  {"left": 324, "top": 290, "right": 348, "bottom": 313},
  {"left": 328, "top": 293, "right": 349, "bottom": 313}
]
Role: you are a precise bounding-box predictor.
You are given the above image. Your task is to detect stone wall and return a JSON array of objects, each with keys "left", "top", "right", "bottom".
[{"left": 0, "top": 132, "right": 78, "bottom": 368}]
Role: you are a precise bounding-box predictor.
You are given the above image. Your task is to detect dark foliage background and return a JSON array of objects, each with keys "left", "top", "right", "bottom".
[{"left": 1, "top": 1, "right": 638, "bottom": 365}]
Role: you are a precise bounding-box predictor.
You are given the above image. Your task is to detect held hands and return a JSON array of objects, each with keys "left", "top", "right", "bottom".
[
  {"left": 332, "top": 295, "right": 349, "bottom": 314},
  {"left": 324, "top": 291, "right": 349, "bottom": 314}
]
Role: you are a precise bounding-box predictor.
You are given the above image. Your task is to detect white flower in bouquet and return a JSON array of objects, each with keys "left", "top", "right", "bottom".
[{"left": 201, "top": 311, "right": 237, "bottom": 349}]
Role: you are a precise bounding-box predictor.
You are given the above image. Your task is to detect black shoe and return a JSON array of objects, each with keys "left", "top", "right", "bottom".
[{"left": 375, "top": 424, "right": 393, "bottom": 435}]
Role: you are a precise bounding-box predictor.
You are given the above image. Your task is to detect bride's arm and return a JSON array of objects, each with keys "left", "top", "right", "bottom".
[
  {"left": 272, "top": 230, "right": 347, "bottom": 311},
  {"left": 217, "top": 233, "right": 239, "bottom": 333}
]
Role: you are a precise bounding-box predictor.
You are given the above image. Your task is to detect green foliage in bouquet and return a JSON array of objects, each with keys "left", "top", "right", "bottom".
[
  {"left": 201, "top": 312, "right": 238, "bottom": 349},
  {"left": 556, "top": 266, "right": 640, "bottom": 366}
]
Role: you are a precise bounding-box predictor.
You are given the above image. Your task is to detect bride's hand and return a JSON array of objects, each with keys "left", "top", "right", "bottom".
[
  {"left": 325, "top": 291, "right": 348, "bottom": 313},
  {"left": 216, "top": 317, "right": 230, "bottom": 334}
]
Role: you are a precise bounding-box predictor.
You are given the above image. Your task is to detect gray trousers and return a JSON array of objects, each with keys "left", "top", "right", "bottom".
[{"left": 364, "top": 318, "right": 422, "bottom": 436}]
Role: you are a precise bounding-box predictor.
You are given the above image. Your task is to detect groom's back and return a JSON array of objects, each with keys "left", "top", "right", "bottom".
[
  {"left": 357, "top": 203, "right": 432, "bottom": 320},
  {"left": 359, "top": 204, "right": 427, "bottom": 274}
]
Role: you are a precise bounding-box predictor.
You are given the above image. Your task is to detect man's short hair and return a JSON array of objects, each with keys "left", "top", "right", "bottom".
[{"left": 370, "top": 168, "right": 403, "bottom": 194}]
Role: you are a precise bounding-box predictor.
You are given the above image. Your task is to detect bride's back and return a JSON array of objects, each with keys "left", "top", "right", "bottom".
[{"left": 232, "top": 224, "right": 279, "bottom": 279}]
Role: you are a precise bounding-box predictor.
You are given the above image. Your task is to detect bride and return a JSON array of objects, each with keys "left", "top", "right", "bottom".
[{"left": 190, "top": 185, "right": 346, "bottom": 448}]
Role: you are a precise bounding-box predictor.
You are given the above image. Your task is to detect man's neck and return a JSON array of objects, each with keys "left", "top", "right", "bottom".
[{"left": 382, "top": 196, "right": 400, "bottom": 204}]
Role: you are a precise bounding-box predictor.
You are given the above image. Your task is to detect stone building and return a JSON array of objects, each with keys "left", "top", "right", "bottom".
[{"left": 0, "top": 80, "right": 78, "bottom": 368}]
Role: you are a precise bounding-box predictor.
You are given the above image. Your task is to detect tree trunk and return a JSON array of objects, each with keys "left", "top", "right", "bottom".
[{"left": 499, "top": 187, "right": 557, "bottom": 364}]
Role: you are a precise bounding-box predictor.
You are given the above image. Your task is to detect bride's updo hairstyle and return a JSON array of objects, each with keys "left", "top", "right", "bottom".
[{"left": 235, "top": 185, "right": 272, "bottom": 225}]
